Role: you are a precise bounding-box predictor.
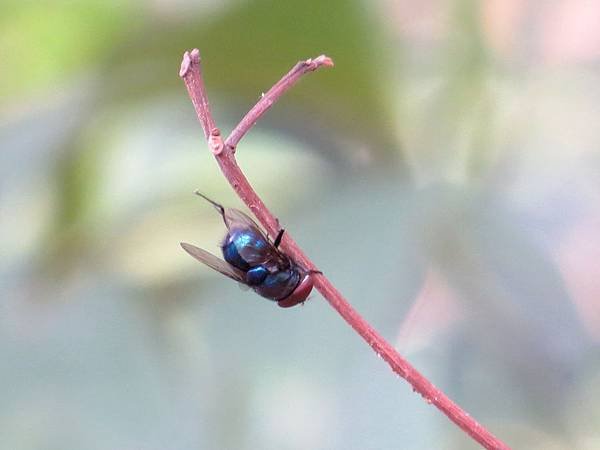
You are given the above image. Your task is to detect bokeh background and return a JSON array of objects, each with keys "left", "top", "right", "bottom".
[{"left": 2, "top": 0, "right": 600, "bottom": 449}]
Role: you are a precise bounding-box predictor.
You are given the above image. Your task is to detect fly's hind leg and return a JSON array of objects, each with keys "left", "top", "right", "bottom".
[{"left": 273, "top": 228, "right": 285, "bottom": 248}]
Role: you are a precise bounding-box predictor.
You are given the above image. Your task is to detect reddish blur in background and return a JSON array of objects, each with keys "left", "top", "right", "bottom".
[{"left": 2, "top": 1, "right": 600, "bottom": 449}]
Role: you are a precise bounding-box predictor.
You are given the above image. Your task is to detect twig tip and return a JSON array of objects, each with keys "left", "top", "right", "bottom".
[
  {"left": 179, "top": 49, "right": 201, "bottom": 78},
  {"left": 179, "top": 52, "right": 191, "bottom": 77},
  {"left": 302, "top": 55, "right": 335, "bottom": 72},
  {"left": 317, "top": 55, "right": 335, "bottom": 67}
]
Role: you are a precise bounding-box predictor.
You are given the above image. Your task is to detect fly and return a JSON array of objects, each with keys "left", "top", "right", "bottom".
[{"left": 181, "top": 192, "right": 315, "bottom": 308}]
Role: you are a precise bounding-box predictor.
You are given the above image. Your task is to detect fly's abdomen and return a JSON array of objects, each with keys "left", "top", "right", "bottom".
[{"left": 222, "top": 228, "right": 270, "bottom": 271}]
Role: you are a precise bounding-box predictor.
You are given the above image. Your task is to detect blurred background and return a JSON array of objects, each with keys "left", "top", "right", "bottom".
[{"left": 2, "top": 0, "right": 600, "bottom": 448}]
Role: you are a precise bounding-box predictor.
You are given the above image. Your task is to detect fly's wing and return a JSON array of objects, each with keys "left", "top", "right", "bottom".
[
  {"left": 194, "top": 192, "right": 269, "bottom": 242},
  {"left": 223, "top": 208, "right": 289, "bottom": 267},
  {"left": 181, "top": 242, "right": 245, "bottom": 282},
  {"left": 223, "top": 208, "right": 266, "bottom": 236}
]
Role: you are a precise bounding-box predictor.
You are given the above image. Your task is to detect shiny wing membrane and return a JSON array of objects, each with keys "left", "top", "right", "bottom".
[
  {"left": 181, "top": 242, "right": 245, "bottom": 282},
  {"left": 194, "top": 192, "right": 270, "bottom": 241},
  {"left": 224, "top": 208, "right": 266, "bottom": 235}
]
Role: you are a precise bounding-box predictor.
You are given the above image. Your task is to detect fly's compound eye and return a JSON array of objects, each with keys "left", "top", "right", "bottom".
[{"left": 277, "top": 274, "right": 314, "bottom": 308}]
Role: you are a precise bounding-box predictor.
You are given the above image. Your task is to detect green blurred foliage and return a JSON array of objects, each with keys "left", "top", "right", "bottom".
[{"left": 0, "top": 0, "right": 132, "bottom": 100}]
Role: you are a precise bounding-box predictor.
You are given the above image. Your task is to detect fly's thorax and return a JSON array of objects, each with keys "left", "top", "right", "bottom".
[
  {"left": 245, "top": 266, "right": 268, "bottom": 286},
  {"left": 253, "top": 267, "right": 302, "bottom": 301}
]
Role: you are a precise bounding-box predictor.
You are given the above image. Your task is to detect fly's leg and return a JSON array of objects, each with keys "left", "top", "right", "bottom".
[
  {"left": 273, "top": 228, "right": 285, "bottom": 248},
  {"left": 271, "top": 227, "right": 321, "bottom": 275}
]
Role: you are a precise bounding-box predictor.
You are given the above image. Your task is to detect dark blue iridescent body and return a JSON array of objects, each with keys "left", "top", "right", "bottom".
[
  {"left": 221, "top": 226, "right": 302, "bottom": 301},
  {"left": 181, "top": 192, "right": 314, "bottom": 308},
  {"left": 222, "top": 227, "right": 268, "bottom": 272}
]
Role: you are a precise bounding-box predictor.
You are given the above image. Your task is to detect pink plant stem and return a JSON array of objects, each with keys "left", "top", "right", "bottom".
[{"left": 180, "top": 49, "right": 511, "bottom": 450}]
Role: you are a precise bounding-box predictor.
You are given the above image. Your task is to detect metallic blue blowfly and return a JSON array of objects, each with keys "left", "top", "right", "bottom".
[{"left": 181, "top": 192, "right": 314, "bottom": 308}]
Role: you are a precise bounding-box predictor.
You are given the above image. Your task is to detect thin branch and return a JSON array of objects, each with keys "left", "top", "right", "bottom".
[
  {"left": 179, "top": 49, "right": 511, "bottom": 450},
  {"left": 180, "top": 49, "right": 218, "bottom": 140},
  {"left": 225, "top": 55, "right": 334, "bottom": 151}
]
